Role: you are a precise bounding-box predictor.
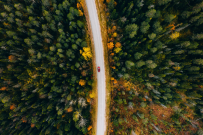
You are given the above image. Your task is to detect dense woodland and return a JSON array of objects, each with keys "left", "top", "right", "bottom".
[
  {"left": 105, "top": 0, "right": 203, "bottom": 134},
  {"left": 0, "top": 0, "right": 94, "bottom": 134}
]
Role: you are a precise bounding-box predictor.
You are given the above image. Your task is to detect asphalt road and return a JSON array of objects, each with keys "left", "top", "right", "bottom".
[{"left": 85, "top": 0, "right": 106, "bottom": 135}]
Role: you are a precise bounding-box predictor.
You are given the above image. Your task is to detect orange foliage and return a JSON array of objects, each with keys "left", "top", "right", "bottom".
[
  {"left": 21, "top": 117, "right": 27, "bottom": 123},
  {"left": 62, "top": 114, "right": 66, "bottom": 118},
  {"left": 31, "top": 123, "right": 35, "bottom": 128},
  {"left": 57, "top": 124, "right": 60, "bottom": 129},
  {"left": 79, "top": 1, "right": 84, "bottom": 8},
  {"left": 166, "top": 24, "right": 175, "bottom": 31},
  {"left": 0, "top": 87, "right": 7, "bottom": 91},
  {"left": 79, "top": 79, "right": 86, "bottom": 86},
  {"left": 114, "top": 79, "right": 117, "bottom": 84},
  {"left": 112, "top": 66, "right": 115, "bottom": 69},
  {"left": 8, "top": 55, "right": 16, "bottom": 61},
  {"left": 87, "top": 125, "right": 92, "bottom": 131},
  {"left": 66, "top": 107, "right": 73, "bottom": 112},
  {"left": 10, "top": 104, "right": 16, "bottom": 110},
  {"left": 110, "top": 53, "right": 114, "bottom": 56},
  {"left": 108, "top": 28, "right": 112, "bottom": 33},
  {"left": 77, "top": 3, "right": 81, "bottom": 9},
  {"left": 107, "top": 42, "right": 114, "bottom": 49},
  {"left": 87, "top": 98, "right": 91, "bottom": 103},
  {"left": 198, "top": 85, "right": 203, "bottom": 88},
  {"left": 115, "top": 42, "right": 121, "bottom": 48},
  {"left": 114, "top": 1, "right": 117, "bottom": 6},
  {"left": 112, "top": 26, "right": 116, "bottom": 31}
]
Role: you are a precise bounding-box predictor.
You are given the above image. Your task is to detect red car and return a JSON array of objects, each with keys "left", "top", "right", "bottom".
[{"left": 97, "top": 66, "right": 100, "bottom": 72}]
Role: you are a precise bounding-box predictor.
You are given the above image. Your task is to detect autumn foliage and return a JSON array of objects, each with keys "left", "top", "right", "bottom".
[
  {"left": 87, "top": 125, "right": 92, "bottom": 131},
  {"left": 8, "top": 55, "right": 16, "bottom": 62},
  {"left": 10, "top": 104, "right": 16, "bottom": 110},
  {"left": 115, "top": 42, "right": 121, "bottom": 48},
  {"left": 21, "top": 117, "right": 27, "bottom": 123},
  {"left": 66, "top": 107, "right": 73, "bottom": 113},
  {"left": 107, "top": 42, "right": 114, "bottom": 49},
  {"left": 79, "top": 79, "right": 86, "bottom": 86},
  {"left": 81, "top": 47, "right": 92, "bottom": 61},
  {"left": 31, "top": 123, "right": 35, "bottom": 128},
  {"left": 0, "top": 87, "right": 7, "bottom": 91},
  {"left": 79, "top": 10, "right": 83, "bottom": 16}
]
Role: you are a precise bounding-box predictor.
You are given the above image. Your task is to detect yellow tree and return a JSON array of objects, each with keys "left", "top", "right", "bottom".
[
  {"left": 82, "top": 47, "right": 92, "bottom": 61},
  {"left": 89, "top": 91, "right": 95, "bottom": 98},
  {"left": 173, "top": 66, "right": 180, "bottom": 70},
  {"left": 112, "top": 32, "right": 117, "bottom": 37},
  {"left": 114, "top": 47, "right": 121, "bottom": 53},
  {"left": 78, "top": 10, "right": 83, "bottom": 16},
  {"left": 80, "top": 1, "right": 84, "bottom": 8},
  {"left": 170, "top": 32, "right": 180, "bottom": 39}
]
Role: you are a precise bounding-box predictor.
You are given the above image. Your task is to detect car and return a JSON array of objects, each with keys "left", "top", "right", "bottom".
[{"left": 97, "top": 66, "right": 100, "bottom": 72}]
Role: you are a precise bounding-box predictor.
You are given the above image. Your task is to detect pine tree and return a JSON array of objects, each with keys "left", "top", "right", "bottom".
[{"left": 125, "top": 24, "right": 139, "bottom": 38}]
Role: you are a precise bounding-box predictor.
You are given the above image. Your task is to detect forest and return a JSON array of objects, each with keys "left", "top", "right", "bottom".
[
  {"left": 0, "top": 0, "right": 94, "bottom": 135},
  {"left": 104, "top": 0, "right": 203, "bottom": 134}
]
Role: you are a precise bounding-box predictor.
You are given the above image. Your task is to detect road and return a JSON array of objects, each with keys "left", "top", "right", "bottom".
[{"left": 85, "top": 0, "right": 106, "bottom": 135}]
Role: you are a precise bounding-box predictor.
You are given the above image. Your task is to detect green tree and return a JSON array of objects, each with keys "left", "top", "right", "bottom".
[
  {"left": 164, "top": 14, "right": 176, "bottom": 23},
  {"left": 134, "top": 52, "right": 143, "bottom": 60},
  {"left": 192, "top": 33, "right": 203, "bottom": 40},
  {"left": 125, "top": 61, "right": 135, "bottom": 69},
  {"left": 193, "top": 59, "right": 203, "bottom": 65},
  {"left": 145, "top": 9, "right": 156, "bottom": 18},
  {"left": 153, "top": 21, "right": 163, "bottom": 34},
  {"left": 135, "top": 60, "right": 145, "bottom": 68},
  {"left": 125, "top": 24, "right": 139, "bottom": 38},
  {"left": 140, "top": 21, "right": 150, "bottom": 34},
  {"left": 157, "top": 0, "right": 172, "bottom": 5},
  {"left": 108, "top": 0, "right": 115, "bottom": 11},
  {"left": 181, "top": 11, "right": 192, "bottom": 19},
  {"left": 148, "top": 33, "right": 156, "bottom": 40}
]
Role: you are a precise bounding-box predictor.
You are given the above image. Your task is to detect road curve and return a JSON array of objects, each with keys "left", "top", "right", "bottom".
[{"left": 85, "top": 0, "right": 106, "bottom": 135}]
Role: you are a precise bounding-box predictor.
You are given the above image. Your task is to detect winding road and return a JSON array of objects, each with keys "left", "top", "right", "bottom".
[{"left": 85, "top": 0, "right": 106, "bottom": 135}]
